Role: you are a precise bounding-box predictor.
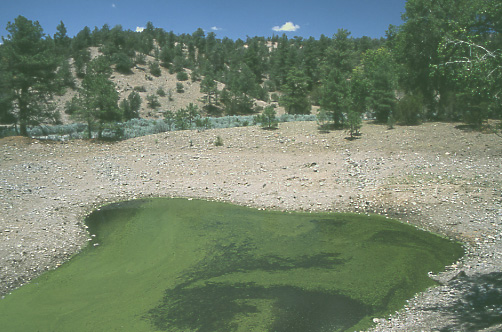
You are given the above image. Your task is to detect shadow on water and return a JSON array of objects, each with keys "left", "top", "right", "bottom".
[
  {"left": 146, "top": 241, "right": 368, "bottom": 332},
  {"left": 0, "top": 198, "right": 464, "bottom": 332},
  {"left": 148, "top": 282, "right": 370, "bottom": 332},
  {"left": 435, "top": 272, "right": 502, "bottom": 331}
]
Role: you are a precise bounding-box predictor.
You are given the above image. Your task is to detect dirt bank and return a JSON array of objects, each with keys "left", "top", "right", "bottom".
[{"left": 1, "top": 121, "right": 501, "bottom": 331}]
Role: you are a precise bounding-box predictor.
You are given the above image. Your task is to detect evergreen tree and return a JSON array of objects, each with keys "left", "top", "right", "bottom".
[
  {"left": 346, "top": 110, "right": 362, "bottom": 138},
  {"left": 300, "top": 37, "right": 323, "bottom": 92},
  {"left": 316, "top": 108, "right": 329, "bottom": 131},
  {"left": 160, "top": 45, "right": 174, "bottom": 68},
  {"left": 280, "top": 68, "right": 311, "bottom": 115},
  {"left": 363, "top": 48, "right": 398, "bottom": 123},
  {"left": 269, "top": 34, "right": 291, "bottom": 87},
  {"left": 185, "top": 103, "right": 199, "bottom": 127},
  {"left": 73, "top": 49, "right": 91, "bottom": 78},
  {"left": 221, "top": 89, "right": 254, "bottom": 115},
  {"left": 175, "top": 107, "right": 189, "bottom": 130},
  {"left": 255, "top": 105, "right": 278, "bottom": 129},
  {"left": 0, "top": 49, "right": 15, "bottom": 124},
  {"left": 319, "top": 69, "right": 350, "bottom": 127},
  {"left": 54, "top": 21, "right": 70, "bottom": 56},
  {"left": 323, "top": 29, "right": 355, "bottom": 76},
  {"left": 121, "top": 91, "right": 141, "bottom": 120},
  {"left": 72, "top": 56, "right": 122, "bottom": 139},
  {"left": 163, "top": 110, "right": 175, "bottom": 131},
  {"left": 176, "top": 71, "right": 189, "bottom": 81},
  {"left": 149, "top": 61, "right": 161, "bottom": 77},
  {"left": 71, "top": 26, "right": 91, "bottom": 53},
  {"left": 1, "top": 16, "right": 59, "bottom": 136},
  {"left": 200, "top": 74, "right": 218, "bottom": 106},
  {"left": 114, "top": 52, "right": 134, "bottom": 74},
  {"left": 146, "top": 94, "right": 160, "bottom": 109},
  {"left": 176, "top": 82, "right": 184, "bottom": 93},
  {"left": 55, "top": 59, "right": 76, "bottom": 95}
]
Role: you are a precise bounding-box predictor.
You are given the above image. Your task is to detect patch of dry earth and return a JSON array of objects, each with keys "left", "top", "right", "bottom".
[{"left": 1, "top": 121, "right": 501, "bottom": 331}]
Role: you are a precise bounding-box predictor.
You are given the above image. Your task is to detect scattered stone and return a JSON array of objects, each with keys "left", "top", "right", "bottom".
[{"left": 1, "top": 121, "right": 501, "bottom": 332}]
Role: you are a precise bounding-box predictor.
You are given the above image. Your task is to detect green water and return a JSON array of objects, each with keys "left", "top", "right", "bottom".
[{"left": 0, "top": 198, "right": 464, "bottom": 331}]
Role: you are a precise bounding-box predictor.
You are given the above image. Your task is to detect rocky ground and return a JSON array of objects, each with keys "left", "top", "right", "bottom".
[
  {"left": 56, "top": 47, "right": 230, "bottom": 124},
  {"left": 1, "top": 121, "right": 501, "bottom": 331}
]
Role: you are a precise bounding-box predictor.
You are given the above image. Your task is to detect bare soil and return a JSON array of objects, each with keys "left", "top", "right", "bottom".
[{"left": 1, "top": 121, "right": 501, "bottom": 331}]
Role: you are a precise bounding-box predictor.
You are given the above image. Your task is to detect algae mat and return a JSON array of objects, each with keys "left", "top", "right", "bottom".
[{"left": 0, "top": 198, "right": 463, "bottom": 331}]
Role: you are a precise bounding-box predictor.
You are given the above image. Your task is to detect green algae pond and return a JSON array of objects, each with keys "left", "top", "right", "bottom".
[{"left": 0, "top": 198, "right": 464, "bottom": 331}]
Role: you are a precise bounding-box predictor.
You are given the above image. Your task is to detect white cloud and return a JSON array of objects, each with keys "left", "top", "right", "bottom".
[
  {"left": 272, "top": 21, "right": 300, "bottom": 32},
  {"left": 136, "top": 27, "right": 145, "bottom": 32},
  {"left": 111, "top": 3, "right": 116, "bottom": 8},
  {"left": 211, "top": 26, "right": 222, "bottom": 31}
]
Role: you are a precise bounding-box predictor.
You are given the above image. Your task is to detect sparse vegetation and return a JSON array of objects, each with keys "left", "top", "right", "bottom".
[
  {"left": 176, "top": 71, "right": 189, "bottom": 81},
  {"left": 254, "top": 105, "right": 278, "bottom": 129},
  {"left": 214, "top": 135, "right": 223, "bottom": 146},
  {"left": 346, "top": 110, "right": 362, "bottom": 138},
  {"left": 120, "top": 91, "right": 142, "bottom": 120},
  {"left": 134, "top": 85, "right": 147, "bottom": 92},
  {"left": 176, "top": 82, "right": 184, "bottom": 93},
  {"left": 146, "top": 94, "right": 161, "bottom": 109},
  {"left": 157, "top": 87, "right": 166, "bottom": 97},
  {"left": 149, "top": 61, "right": 161, "bottom": 77},
  {"left": 1, "top": 2, "right": 499, "bottom": 139}
]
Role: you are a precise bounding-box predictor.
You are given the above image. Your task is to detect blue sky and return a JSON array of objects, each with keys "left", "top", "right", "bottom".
[{"left": 1, "top": 0, "right": 407, "bottom": 41}]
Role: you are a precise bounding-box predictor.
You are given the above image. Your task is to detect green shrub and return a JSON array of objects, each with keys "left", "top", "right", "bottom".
[
  {"left": 316, "top": 109, "right": 329, "bottom": 131},
  {"left": 176, "top": 82, "right": 184, "bottom": 93},
  {"left": 157, "top": 87, "right": 166, "bottom": 97},
  {"left": 214, "top": 135, "right": 224, "bottom": 146},
  {"left": 254, "top": 106, "right": 278, "bottom": 129},
  {"left": 114, "top": 53, "right": 134, "bottom": 74},
  {"left": 64, "top": 98, "right": 79, "bottom": 115},
  {"left": 346, "top": 110, "right": 362, "bottom": 138},
  {"left": 387, "top": 112, "right": 396, "bottom": 129},
  {"left": 149, "top": 61, "right": 161, "bottom": 77},
  {"left": 135, "top": 53, "right": 146, "bottom": 65},
  {"left": 396, "top": 94, "right": 424, "bottom": 125},
  {"left": 176, "top": 71, "right": 189, "bottom": 81},
  {"left": 146, "top": 94, "right": 161, "bottom": 109}
]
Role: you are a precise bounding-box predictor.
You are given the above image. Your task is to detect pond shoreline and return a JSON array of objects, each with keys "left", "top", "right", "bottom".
[{"left": 1, "top": 121, "right": 501, "bottom": 331}]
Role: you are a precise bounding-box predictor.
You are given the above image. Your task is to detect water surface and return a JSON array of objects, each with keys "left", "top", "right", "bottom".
[{"left": 0, "top": 198, "right": 464, "bottom": 331}]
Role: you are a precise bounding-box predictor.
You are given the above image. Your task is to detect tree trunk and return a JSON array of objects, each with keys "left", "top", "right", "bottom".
[
  {"left": 19, "top": 88, "right": 29, "bottom": 137},
  {"left": 19, "top": 123, "right": 28, "bottom": 137},
  {"left": 87, "top": 120, "right": 93, "bottom": 139}
]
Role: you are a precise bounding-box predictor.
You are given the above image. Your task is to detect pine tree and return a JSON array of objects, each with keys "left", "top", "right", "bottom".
[
  {"left": 55, "top": 59, "right": 76, "bottom": 95},
  {"left": 175, "top": 107, "right": 189, "bottom": 130},
  {"left": 54, "top": 21, "right": 70, "bottom": 56},
  {"left": 149, "top": 61, "right": 162, "bottom": 77},
  {"left": 72, "top": 56, "right": 122, "bottom": 139},
  {"left": 346, "top": 110, "right": 362, "bottom": 138},
  {"left": 280, "top": 68, "right": 311, "bottom": 115},
  {"left": 164, "top": 110, "right": 175, "bottom": 131},
  {"left": 320, "top": 69, "right": 350, "bottom": 127},
  {"left": 1, "top": 16, "right": 59, "bottom": 136},
  {"left": 121, "top": 91, "right": 141, "bottom": 120},
  {"left": 255, "top": 106, "right": 278, "bottom": 129},
  {"left": 200, "top": 74, "right": 218, "bottom": 105},
  {"left": 114, "top": 52, "right": 134, "bottom": 74}
]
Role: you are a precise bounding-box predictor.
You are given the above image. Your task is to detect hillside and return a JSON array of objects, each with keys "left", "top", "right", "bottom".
[{"left": 49, "top": 45, "right": 288, "bottom": 129}]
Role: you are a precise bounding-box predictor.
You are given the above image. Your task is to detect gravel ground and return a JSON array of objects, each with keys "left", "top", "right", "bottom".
[{"left": 1, "top": 121, "right": 501, "bottom": 331}]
